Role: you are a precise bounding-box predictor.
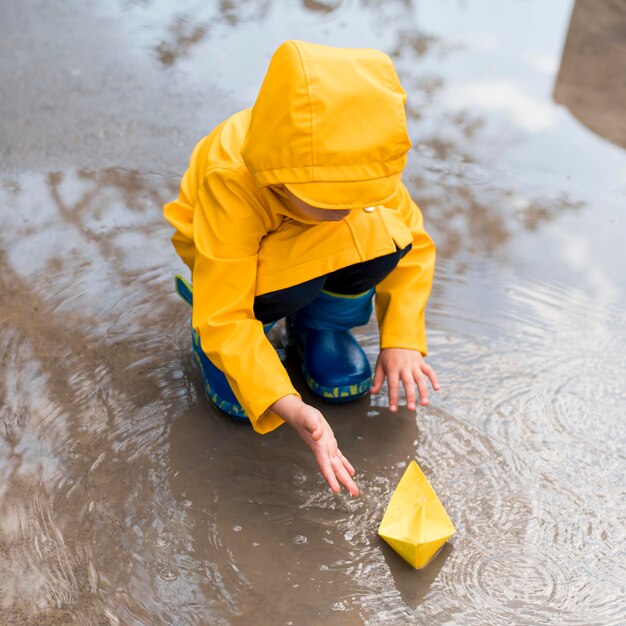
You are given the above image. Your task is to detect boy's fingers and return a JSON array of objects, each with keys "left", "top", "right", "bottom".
[
  {"left": 371, "top": 361, "right": 384, "bottom": 393},
  {"left": 388, "top": 371, "right": 400, "bottom": 411},
  {"left": 344, "top": 478, "right": 359, "bottom": 497},
  {"left": 302, "top": 411, "right": 323, "bottom": 440},
  {"left": 318, "top": 449, "right": 357, "bottom": 496},
  {"left": 401, "top": 371, "right": 416, "bottom": 410},
  {"left": 317, "top": 453, "right": 341, "bottom": 494},
  {"left": 310, "top": 426, "right": 323, "bottom": 441},
  {"left": 332, "top": 456, "right": 359, "bottom": 496},
  {"left": 339, "top": 451, "right": 356, "bottom": 476},
  {"left": 415, "top": 371, "right": 429, "bottom": 405},
  {"left": 422, "top": 363, "right": 440, "bottom": 390}
]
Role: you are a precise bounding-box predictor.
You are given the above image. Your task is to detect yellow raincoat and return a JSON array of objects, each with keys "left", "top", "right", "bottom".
[{"left": 164, "top": 41, "right": 435, "bottom": 434}]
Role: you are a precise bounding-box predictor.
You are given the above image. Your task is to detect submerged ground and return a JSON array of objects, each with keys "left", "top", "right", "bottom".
[{"left": 1, "top": 0, "right": 625, "bottom": 624}]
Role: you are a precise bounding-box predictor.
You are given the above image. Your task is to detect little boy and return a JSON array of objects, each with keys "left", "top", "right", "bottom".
[{"left": 164, "top": 40, "right": 439, "bottom": 496}]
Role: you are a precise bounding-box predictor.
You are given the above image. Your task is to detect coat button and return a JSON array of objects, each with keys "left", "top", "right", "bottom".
[{"left": 364, "top": 206, "right": 375, "bottom": 213}]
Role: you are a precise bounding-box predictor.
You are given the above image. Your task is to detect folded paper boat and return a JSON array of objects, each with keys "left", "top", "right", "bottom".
[{"left": 378, "top": 460, "right": 456, "bottom": 569}]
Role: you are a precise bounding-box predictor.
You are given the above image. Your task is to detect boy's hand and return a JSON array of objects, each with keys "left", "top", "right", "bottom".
[
  {"left": 270, "top": 395, "right": 359, "bottom": 497},
  {"left": 371, "top": 348, "right": 440, "bottom": 412}
]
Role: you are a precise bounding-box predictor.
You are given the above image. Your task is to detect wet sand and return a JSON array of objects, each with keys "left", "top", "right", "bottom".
[{"left": 1, "top": 1, "right": 625, "bottom": 624}]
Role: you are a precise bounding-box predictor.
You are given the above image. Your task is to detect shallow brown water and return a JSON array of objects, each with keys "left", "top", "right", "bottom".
[{"left": 1, "top": 1, "right": 625, "bottom": 624}]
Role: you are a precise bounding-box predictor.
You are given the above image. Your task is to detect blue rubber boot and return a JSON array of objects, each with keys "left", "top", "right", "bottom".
[
  {"left": 175, "top": 275, "right": 274, "bottom": 422},
  {"left": 288, "top": 289, "right": 374, "bottom": 402}
]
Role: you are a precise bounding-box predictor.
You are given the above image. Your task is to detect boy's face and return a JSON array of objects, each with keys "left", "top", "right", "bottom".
[{"left": 283, "top": 188, "right": 351, "bottom": 222}]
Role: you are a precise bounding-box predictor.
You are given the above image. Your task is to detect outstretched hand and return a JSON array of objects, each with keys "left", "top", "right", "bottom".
[
  {"left": 371, "top": 347, "right": 440, "bottom": 411},
  {"left": 270, "top": 395, "right": 359, "bottom": 496}
]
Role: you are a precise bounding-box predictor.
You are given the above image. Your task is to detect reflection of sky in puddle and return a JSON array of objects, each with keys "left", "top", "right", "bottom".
[
  {"left": 109, "top": 0, "right": 626, "bottom": 211},
  {"left": 1, "top": 170, "right": 177, "bottom": 333},
  {"left": 102, "top": 0, "right": 626, "bottom": 298}
]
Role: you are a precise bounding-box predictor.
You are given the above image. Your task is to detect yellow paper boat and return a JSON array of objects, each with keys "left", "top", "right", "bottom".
[{"left": 378, "top": 460, "right": 456, "bottom": 569}]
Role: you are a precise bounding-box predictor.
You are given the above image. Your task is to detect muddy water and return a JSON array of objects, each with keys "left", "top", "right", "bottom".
[{"left": 1, "top": 0, "right": 625, "bottom": 624}]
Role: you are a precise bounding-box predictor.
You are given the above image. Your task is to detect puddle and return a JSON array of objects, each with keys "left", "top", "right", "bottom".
[{"left": 1, "top": 0, "right": 625, "bottom": 624}]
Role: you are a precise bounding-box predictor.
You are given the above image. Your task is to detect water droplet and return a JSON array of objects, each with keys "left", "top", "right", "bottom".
[
  {"left": 159, "top": 567, "right": 179, "bottom": 581},
  {"left": 292, "top": 472, "right": 307, "bottom": 485},
  {"left": 331, "top": 601, "right": 346, "bottom": 611},
  {"left": 42, "top": 539, "right": 56, "bottom": 551},
  {"left": 233, "top": 525, "right": 242, "bottom": 532},
  {"left": 150, "top": 535, "right": 169, "bottom": 548},
  {"left": 293, "top": 534, "right": 307, "bottom": 544},
  {"left": 182, "top": 499, "right": 192, "bottom": 508}
]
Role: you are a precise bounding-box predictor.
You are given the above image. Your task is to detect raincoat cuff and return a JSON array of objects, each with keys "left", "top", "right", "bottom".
[
  {"left": 379, "top": 333, "right": 428, "bottom": 357},
  {"left": 247, "top": 383, "right": 302, "bottom": 434}
]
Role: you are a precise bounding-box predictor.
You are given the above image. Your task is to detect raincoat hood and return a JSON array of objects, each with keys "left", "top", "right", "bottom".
[{"left": 241, "top": 40, "right": 411, "bottom": 209}]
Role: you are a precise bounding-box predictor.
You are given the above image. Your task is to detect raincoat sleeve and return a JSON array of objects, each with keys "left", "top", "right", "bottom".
[
  {"left": 192, "top": 166, "right": 300, "bottom": 434},
  {"left": 374, "top": 183, "right": 436, "bottom": 355},
  {"left": 164, "top": 169, "right": 196, "bottom": 271}
]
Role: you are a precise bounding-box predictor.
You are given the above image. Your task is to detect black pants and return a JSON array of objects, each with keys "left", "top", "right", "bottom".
[{"left": 253, "top": 244, "right": 411, "bottom": 324}]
